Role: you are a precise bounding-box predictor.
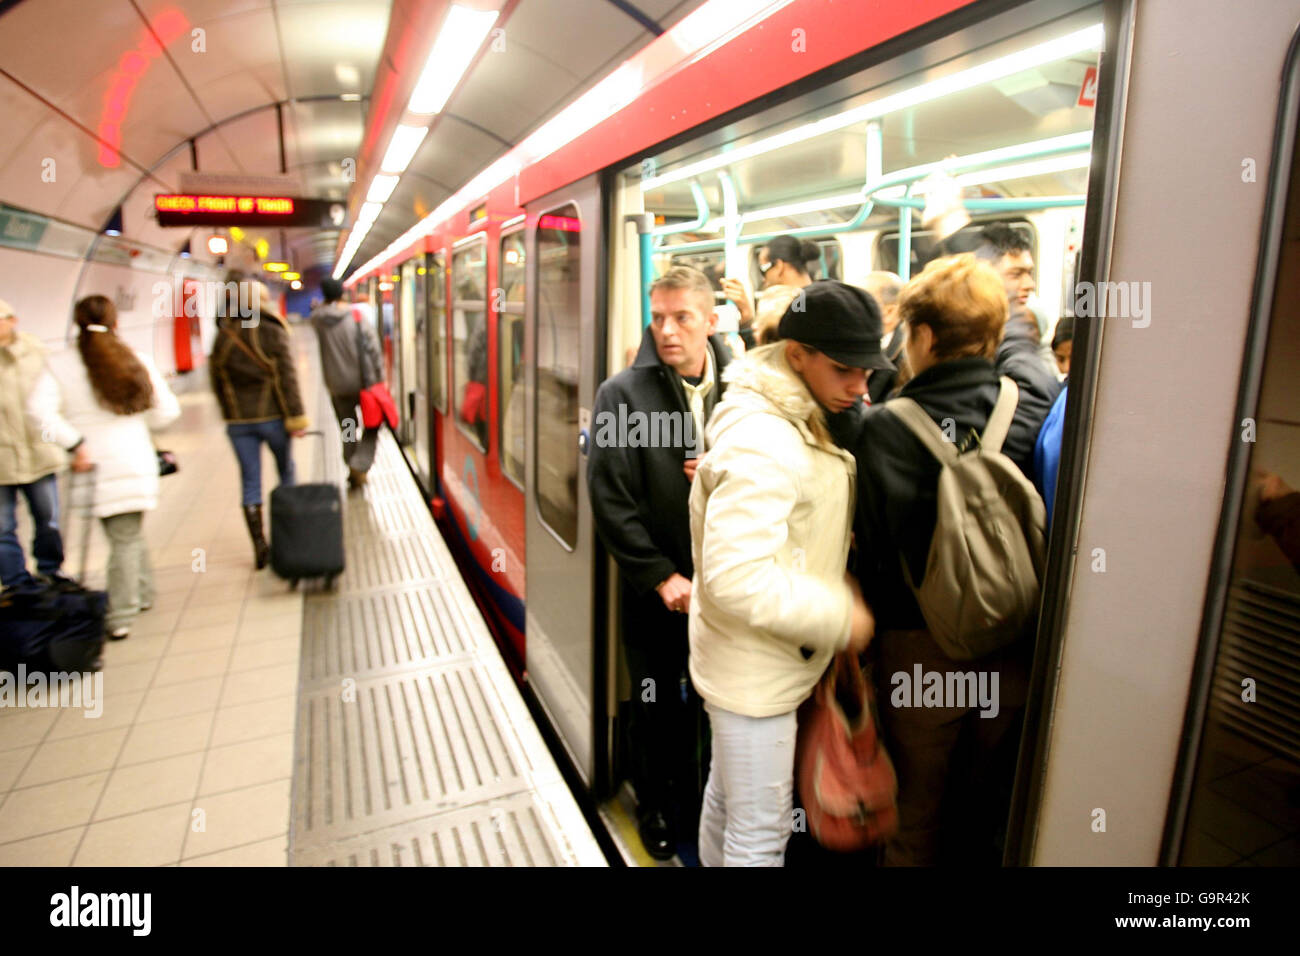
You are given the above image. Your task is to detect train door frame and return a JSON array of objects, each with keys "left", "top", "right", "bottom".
[
  {"left": 412, "top": 252, "right": 433, "bottom": 488},
  {"left": 398, "top": 258, "right": 419, "bottom": 447},
  {"left": 1160, "top": 21, "right": 1300, "bottom": 865},
  {"left": 523, "top": 175, "right": 607, "bottom": 788}
]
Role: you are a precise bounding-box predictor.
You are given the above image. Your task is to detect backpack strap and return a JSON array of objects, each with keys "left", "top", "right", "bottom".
[
  {"left": 888, "top": 397, "right": 958, "bottom": 464},
  {"left": 981, "top": 377, "right": 1020, "bottom": 454}
]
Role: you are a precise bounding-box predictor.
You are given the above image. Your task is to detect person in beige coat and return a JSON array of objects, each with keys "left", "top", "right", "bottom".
[
  {"left": 689, "top": 281, "right": 894, "bottom": 867},
  {"left": 0, "top": 297, "right": 87, "bottom": 588}
]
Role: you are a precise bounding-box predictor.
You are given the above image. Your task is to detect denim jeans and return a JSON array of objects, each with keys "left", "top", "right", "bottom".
[
  {"left": 0, "top": 473, "right": 64, "bottom": 587},
  {"left": 698, "top": 703, "right": 798, "bottom": 867},
  {"left": 101, "top": 511, "right": 153, "bottom": 630},
  {"left": 227, "top": 420, "right": 295, "bottom": 506}
]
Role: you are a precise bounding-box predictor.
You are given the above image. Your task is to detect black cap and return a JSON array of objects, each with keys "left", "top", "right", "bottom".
[{"left": 776, "top": 280, "right": 895, "bottom": 371}]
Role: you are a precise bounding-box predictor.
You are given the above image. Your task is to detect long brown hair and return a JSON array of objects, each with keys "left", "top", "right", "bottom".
[{"left": 74, "top": 295, "right": 154, "bottom": 415}]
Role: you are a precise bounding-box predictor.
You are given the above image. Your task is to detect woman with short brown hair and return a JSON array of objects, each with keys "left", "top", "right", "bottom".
[{"left": 839, "top": 253, "right": 1061, "bottom": 865}]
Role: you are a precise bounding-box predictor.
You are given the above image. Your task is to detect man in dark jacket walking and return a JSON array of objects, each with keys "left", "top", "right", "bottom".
[
  {"left": 587, "top": 265, "right": 732, "bottom": 861},
  {"left": 310, "top": 278, "right": 383, "bottom": 490}
]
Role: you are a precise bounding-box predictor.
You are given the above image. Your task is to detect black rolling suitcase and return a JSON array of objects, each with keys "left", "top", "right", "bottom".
[
  {"left": 0, "top": 468, "right": 107, "bottom": 674},
  {"left": 269, "top": 431, "right": 344, "bottom": 589}
]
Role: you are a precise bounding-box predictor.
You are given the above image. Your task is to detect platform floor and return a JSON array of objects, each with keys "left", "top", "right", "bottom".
[{"left": 0, "top": 326, "right": 603, "bottom": 867}]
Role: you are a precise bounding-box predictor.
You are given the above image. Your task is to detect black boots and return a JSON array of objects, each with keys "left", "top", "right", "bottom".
[{"left": 243, "top": 504, "right": 270, "bottom": 570}]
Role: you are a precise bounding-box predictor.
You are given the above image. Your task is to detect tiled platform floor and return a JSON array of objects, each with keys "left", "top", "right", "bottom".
[{"left": 0, "top": 330, "right": 319, "bottom": 866}]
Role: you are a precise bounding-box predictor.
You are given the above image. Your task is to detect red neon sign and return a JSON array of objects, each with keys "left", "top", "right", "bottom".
[{"left": 155, "top": 195, "right": 297, "bottom": 215}]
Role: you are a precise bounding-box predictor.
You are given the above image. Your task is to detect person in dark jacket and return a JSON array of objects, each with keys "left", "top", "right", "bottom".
[
  {"left": 210, "top": 281, "right": 308, "bottom": 569},
  {"left": 843, "top": 254, "right": 1058, "bottom": 866},
  {"left": 310, "top": 278, "right": 383, "bottom": 490},
  {"left": 587, "top": 265, "right": 732, "bottom": 861}
]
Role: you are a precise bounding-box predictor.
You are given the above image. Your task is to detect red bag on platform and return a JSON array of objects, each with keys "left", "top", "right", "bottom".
[
  {"left": 353, "top": 307, "right": 399, "bottom": 429},
  {"left": 796, "top": 653, "right": 898, "bottom": 852}
]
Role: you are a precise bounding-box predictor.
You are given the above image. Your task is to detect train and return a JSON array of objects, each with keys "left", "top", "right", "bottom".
[{"left": 341, "top": 0, "right": 1300, "bottom": 866}]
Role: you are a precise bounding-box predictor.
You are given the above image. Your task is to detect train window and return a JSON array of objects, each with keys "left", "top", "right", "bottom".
[
  {"left": 535, "top": 204, "right": 581, "bottom": 549},
  {"left": 452, "top": 237, "right": 488, "bottom": 451},
  {"left": 877, "top": 219, "right": 1035, "bottom": 280},
  {"left": 1174, "top": 78, "right": 1300, "bottom": 866},
  {"left": 630, "top": 14, "right": 1096, "bottom": 354},
  {"left": 499, "top": 229, "right": 526, "bottom": 488},
  {"left": 428, "top": 252, "right": 446, "bottom": 414}
]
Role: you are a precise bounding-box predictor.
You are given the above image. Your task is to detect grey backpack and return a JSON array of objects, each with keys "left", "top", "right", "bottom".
[{"left": 888, "top": 377, "right": 1046, "bottom": 660}]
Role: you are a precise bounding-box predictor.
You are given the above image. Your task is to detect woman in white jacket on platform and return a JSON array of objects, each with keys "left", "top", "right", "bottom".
[{"left": 27, "top": 295, "right": 180, "bottom": 639}]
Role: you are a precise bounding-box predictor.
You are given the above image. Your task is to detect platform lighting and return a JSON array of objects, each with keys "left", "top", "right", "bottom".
[
  {"left": 341, "top": 93, "right": 362, "bottom": 102},
  {"left": 639, "top": 23, "right": 1104, "bottom": 192},
  {"left": 283, "top": 272, "right": 301, "bottom": 281},
  {"left": 263, "top": 262, "right": 289, "bottom": 272},
  {"left": 380, "top": 125, "right": 429, "bottom": 174},
  {"left": 207, "top": 235, "right": 228, "bottom": 255},
  {"left": 407, "top": 5, "right": 499, "bottom": 115},
  {"left": 291, "top": 280, "right": 303, "bottom": 290},
  {"left": 367, "top": 175, "right": 399, "bottom": 203}
]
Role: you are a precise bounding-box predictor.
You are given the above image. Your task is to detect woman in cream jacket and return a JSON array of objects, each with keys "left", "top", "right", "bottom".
[{"left": 688, "top": 281, "right": 891, "bottom": 867}]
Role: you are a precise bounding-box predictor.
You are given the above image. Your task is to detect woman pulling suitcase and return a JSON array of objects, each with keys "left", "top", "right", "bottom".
[
  {"left": 28, "top": 295, "right": 181, "bottom": 640},
  {"left": 208, "top": 279, "right": 309, "bottom": 569}
]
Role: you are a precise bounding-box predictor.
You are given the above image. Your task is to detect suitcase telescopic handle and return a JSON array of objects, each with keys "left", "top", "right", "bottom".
[
  {"left": 68, "top": 464, "right": 96, "bottom": 585},
  {"left": 296, "top": 429, "right": 329, "bottom": 483}
]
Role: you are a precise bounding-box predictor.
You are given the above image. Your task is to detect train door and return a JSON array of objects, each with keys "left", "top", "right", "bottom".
[
  {"left": 414, "top": 252, "right": 442, "bottom": 490},
  {"left": 524, "top": 175, "right": 603, "bottom": 785},
  {"left": 398, "top": 259, "right": 419, "bottom": 447}
]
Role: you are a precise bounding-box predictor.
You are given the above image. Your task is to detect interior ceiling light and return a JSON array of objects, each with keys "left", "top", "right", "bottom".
[
  {"left": 367, "top": 175, "right": 399, "bottom": 203},
  {"left": 407, "top": 5, "right": 499, "bottom": 114},
  {"left": 357, "top": 202, "right": 383, "bottom": 224},
  {"left": 380, "top": 125, "right": 429, "bottom": 174},
  {"left": 640, "top": 23, "right": 1104, "bottom": 192},
  {"left": 340, "top": 93, "right": 362, "bottom": 102}
]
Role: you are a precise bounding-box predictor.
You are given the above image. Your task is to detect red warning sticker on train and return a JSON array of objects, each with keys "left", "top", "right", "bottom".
[{"left": 1078, "top": 66, "right": 1098, "bottom": 108}]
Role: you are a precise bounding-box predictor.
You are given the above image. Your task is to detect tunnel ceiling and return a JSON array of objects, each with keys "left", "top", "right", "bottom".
[{"left": 0, "top": 0, "right": 704, "bottom": 274}]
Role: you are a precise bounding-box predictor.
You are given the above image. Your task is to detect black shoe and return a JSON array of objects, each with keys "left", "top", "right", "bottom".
[{"left": 638, "top": 810, "right": 675, "bottom": 861}]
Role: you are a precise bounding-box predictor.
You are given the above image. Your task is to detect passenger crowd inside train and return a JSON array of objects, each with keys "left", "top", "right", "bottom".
[
  {"left": 586, "top": 224, "right": 1294, "bottom": 867},
  {"left": 4, "top": 233, "right": 1292, "bottom": 868}
]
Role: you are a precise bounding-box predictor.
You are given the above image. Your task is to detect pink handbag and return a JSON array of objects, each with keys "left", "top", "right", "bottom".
[{"left": 796, "top": 653, "right": 899, "bottom": 851}]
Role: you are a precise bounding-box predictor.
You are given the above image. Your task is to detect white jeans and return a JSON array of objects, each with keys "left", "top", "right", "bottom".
[{"left": 698, "top": 703, "right": 797, "bottom": 867}]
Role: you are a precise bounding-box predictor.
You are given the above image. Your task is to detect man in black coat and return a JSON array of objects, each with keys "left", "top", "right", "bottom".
[{"left": 587, "top": 265, "right": 732, "bottom": 861}]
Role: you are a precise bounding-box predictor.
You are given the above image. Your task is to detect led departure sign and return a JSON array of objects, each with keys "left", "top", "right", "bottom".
[{"left": 155, "top": 195, "right": 347, "bottom": 228}]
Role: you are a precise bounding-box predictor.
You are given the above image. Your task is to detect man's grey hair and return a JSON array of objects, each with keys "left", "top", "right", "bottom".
[{"left": 650, "top": 265, "right": 715, "bottom": 315}]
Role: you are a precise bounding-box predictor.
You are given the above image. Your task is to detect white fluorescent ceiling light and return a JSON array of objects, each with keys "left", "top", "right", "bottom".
[
  {"left": 407, "top": 5, "right": 499, "bottom": 114},
  {"left": 367, "top": 175, "right": 399, "bottom": 203},
  {"left": 380, "top": 125, "right": 429, "bottom": 173},
  {"left": 641, "top": 23, "right": 1103, "bottom": 191},
  {"left": 357, "top": 201, "right": 383, "bottom": 225}
]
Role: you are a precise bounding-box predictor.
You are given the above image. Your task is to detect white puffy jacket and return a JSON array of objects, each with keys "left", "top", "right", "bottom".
[
  {"left": 687, "top": 343, "right": 857, "bottom": 718},
  {"left": 27, "top": 347, "right": 180, "bottom": 518}
]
